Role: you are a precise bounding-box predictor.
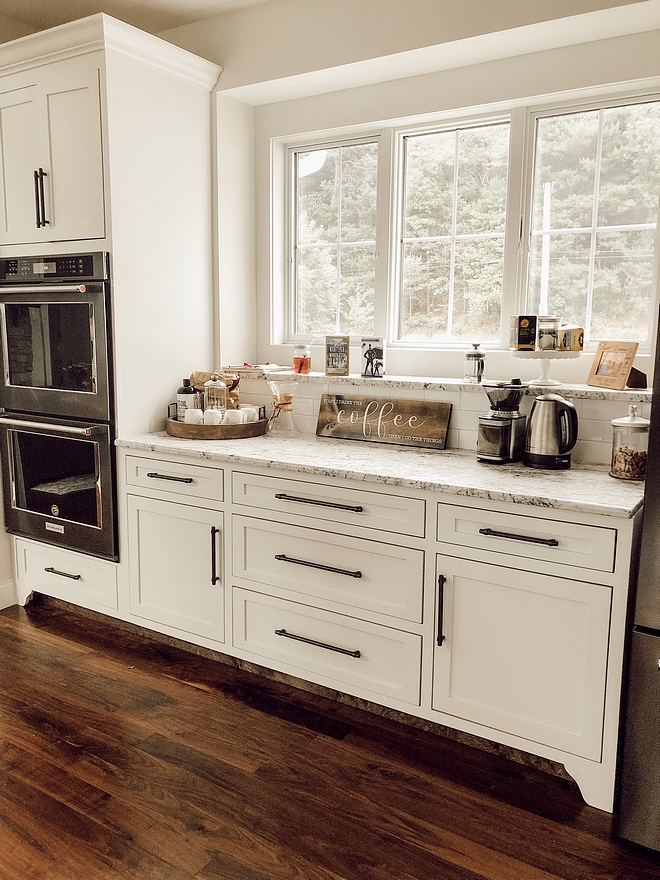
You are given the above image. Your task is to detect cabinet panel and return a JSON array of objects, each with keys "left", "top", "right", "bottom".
[
  {"left": 0, "top": 85, "right": 42, "bottom": 241},
  {"left": 233, "top": 514, "right": 424, "bottom": 623},
  {"left": 128, "top": 495, "right": 224, "bottom": 642},
  {"left": 437, "top": 503, "right": 616, "bottom": 574},
  {"left": 15, "top": 537, "right": 117, "bottom": 609},
  {"left": 233, "top": 587, "right": 422, "bottom": 705},
  {"left": 125, "top": 455, "right": 224, "bottom": 502},
  {"left": 232, "top": 471, "right": 425, "bottom": 537},
  {"left": 432, "top": 554, "right": 611, "bottom": 759}
]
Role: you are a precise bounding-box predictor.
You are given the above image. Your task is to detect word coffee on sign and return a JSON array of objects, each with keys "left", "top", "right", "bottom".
[{"left": 316, "top": 394, "right": 452, "bottom": 450}]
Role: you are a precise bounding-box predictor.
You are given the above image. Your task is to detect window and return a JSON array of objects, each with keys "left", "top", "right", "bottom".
[
  {"left": 283, "top": 96, "right": 660, "bottom": 352},
  {"left": 528, "top": 102, "right": 660, "bottom": 343},
  {"left": 292, "top": 141, "right": 378, "bottom": 337},
  {"left": 399, "top": 122, "right": 510, "bottom": 343}
]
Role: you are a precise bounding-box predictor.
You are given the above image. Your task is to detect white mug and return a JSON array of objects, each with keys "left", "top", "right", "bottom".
[
  {"left": 184, "top": 408, "right": 204, "bottom": 424},
  {"left": 203, "top": 409, "right": 223, "bottom": 425},
  {"left": 222, "top": 409, "right": 245, "bottom": 425},
  {"left": 239, "top": 406, "right": 258, "bottom": 423}
]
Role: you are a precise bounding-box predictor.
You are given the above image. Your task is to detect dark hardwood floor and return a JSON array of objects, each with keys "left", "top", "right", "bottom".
[{"left": 2, "top": 598, "right": 660, "bottom": 880}]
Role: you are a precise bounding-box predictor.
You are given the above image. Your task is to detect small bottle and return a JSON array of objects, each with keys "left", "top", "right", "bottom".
[
  {"left": 610, "top": 404, "right": 649, "bottom": 480},
  {"left": 293, "top": 343, "right": 312, "bottom": 374},
  {"left": 203, "top": 374, "right": 228, "bottom": 415},
  {"left": 464, "top": 343, "right": 485, "bottom": 383},
  {"left": 176, "top": 378, "right": 196, "bottom": 421}
]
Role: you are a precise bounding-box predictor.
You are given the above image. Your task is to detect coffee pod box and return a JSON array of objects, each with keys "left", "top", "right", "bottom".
[
  {"left": 509, "top": 316, "right": 537, "bottom": 350},
  {"left": 558, "top": 325, "right": 584, "bottom": 351}
]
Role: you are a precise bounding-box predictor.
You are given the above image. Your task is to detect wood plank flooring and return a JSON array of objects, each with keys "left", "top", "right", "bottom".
[{"left": 2, "top": 597, "right": 660, "bottom": 880}]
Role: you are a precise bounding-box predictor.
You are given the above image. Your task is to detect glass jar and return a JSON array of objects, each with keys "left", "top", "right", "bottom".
[
  {"left": 610, "top": 404, "right": 649, "bottom": 480},
  {"left": 464, "top": 342, "right": 485, "bottom": 383},
  {"left": 203, "top": 374, "right": 228, "bottom": 415},
  {"left": 293, "top": 343, "right": 311, "bottom": 375},
  {"left": 537, "top": 315, "right": 560, "bottom": 351}
]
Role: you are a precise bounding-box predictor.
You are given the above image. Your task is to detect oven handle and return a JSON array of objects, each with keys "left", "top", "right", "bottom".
[
  {"left": 0, "top": 415, "right": 105, "bottom": 437},
  {"left": 0, "top": 284, "right": 91, "bottom": 295}
]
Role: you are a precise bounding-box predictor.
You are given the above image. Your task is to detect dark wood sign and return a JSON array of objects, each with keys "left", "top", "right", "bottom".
[{"left": 316, "top": 393, "right": 452, "bottom": 450}]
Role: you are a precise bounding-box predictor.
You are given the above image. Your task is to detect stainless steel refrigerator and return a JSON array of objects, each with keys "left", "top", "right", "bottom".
[{"left": 618, "top": 329, "right": 660, "bottom": 850}]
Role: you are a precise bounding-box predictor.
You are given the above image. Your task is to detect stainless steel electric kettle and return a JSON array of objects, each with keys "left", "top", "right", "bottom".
[{"left": 523, "top": 394, "right": 578, "bottom": 469}]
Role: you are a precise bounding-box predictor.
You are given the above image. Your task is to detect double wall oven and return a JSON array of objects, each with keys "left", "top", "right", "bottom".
[{"left": 0, "top": 253, "right": 117, "bottom": 561}]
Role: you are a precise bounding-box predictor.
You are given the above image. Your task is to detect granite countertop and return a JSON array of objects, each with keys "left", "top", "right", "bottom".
[{"left": 117, "top": 432, "right": 645, "bottom": 519}]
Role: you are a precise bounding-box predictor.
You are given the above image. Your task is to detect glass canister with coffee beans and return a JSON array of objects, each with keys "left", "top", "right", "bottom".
[{"left": 610, "top": 404, "right": 649, "bottom": 480}]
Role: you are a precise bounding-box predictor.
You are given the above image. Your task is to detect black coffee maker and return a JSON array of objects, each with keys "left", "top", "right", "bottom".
[{"left": 477, "top": 379, "right": 527, "bottom": 463}]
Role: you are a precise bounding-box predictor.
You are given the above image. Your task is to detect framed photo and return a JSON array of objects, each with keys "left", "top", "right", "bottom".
[
  {"left": 360, "top": 337, "right": 385, "bottom": 377},
  {"left": 587, "top": 341, "right": 639, "bottom": 390},
  {"left": 325, "top": 335, "right": 350, "bottom": 376}
]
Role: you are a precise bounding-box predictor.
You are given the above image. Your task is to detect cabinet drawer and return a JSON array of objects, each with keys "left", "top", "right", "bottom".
[
  {"left": 15, "top": 538, "right": 117, "bottom": 610},
  {"left": 233, "top": 587, "right": 422, "bottom": 705},
  {"left": 125, "top": 455, "right": 223, "bottom": 502},
  {"left": 232, "top": 472, "right": 425, "bottom": 537},
  {"left": 233, "top": 515, "right": 424, "bottom": 623},
  {"left": 437, "top": 503, "right": 616, "bottom": 574}
]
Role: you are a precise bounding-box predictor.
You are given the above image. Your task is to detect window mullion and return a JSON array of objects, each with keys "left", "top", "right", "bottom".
[{"left": 585, "top": 109, "right": 605, "bottom": 343}]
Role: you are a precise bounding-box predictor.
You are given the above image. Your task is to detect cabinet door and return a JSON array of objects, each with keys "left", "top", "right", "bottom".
[
  {"left": 432, "top": 555, "right": 611, "bottom": 760},
  {"left": 128, "top": 495, "right": 224, "bottom": 643},
  {"left": 0, "top": 82, "right": 42, "bottom": 242},
  {"left": 0, "top": 60, "right": 105, "bottom": 245}
]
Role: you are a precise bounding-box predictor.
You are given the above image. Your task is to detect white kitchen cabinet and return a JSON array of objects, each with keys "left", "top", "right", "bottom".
[
  {"left": 0, "top": 55, "right": 105, "bottom": 245},
  {"left": 127, "top": 494, "right": 224, "bottom": 644},
  {"left": 432, "top": 554, "right": 611, "bottom": 760}
]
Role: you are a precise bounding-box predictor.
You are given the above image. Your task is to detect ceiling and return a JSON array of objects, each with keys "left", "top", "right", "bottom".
[{"left": 0, "top": 0, "right": 270, "bottom": 35}]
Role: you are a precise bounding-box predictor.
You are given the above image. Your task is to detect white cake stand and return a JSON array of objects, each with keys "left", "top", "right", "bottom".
[{"left": 511, "top": 350, "right": 581, "bottom": 386}]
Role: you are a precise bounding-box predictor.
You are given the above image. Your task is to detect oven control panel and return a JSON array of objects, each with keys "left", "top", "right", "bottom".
[{"left": 0, "top": 253, "right": 108, "bottom": 283}]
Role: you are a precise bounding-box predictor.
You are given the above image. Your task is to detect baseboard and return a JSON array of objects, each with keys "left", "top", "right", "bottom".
[{"left": 0, "top": 577, "right": 17, "bottom": 609}]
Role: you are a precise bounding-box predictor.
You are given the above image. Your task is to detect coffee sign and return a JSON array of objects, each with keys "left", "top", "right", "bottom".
[{"left": 316, "top": 394, "right": 452, "bottom": 450}]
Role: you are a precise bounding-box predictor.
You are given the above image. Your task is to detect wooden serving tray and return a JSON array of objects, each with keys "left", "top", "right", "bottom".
[{"left": 166, "top": 417, "right": 268, "bottom": 440}]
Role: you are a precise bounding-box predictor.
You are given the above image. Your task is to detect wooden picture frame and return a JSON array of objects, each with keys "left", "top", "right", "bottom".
[
  {"left": 325, "top": 335, "right": 350, "bottom": 376},
  {"left": 587, "top": 341, "right": 639, "bottom": 390}
]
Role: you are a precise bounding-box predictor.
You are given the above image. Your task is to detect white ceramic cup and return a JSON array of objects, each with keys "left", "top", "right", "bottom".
[
  {"left": 203, "top": 409, "right": 223, "bottom": 425},
  {"left": 239, "top": 406, "right": 258, "bottom": 423},
  {"left": 183, "top": 408, "right": 204, "bottom": 424},
  {"left": 222, "top": 409, "right": 245, "bottom": 425}
]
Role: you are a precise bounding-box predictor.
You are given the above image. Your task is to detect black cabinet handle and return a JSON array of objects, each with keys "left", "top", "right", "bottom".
[
  {"left": 478, "top": 527, "right": 559, "bottom": 547},
  {"left": 274, "top": 553, "right": 362, "bottom": 579},
  {"left": 146, "top": 472, "right": 194, "bottom": 484},
  {"left": 437, "top": 574, "right": 446, "bottom": 646},
  {"left": 211, "top": 526, "right": 220, "bottom": 584},
  {"left": 274, "top": 493, "right": 363, "bottom": 513},
  {"left": 33, "top": 168, "right": 49, "bottom": 227},
  {"left": 275, "top": 628, "right": 361, "bottom": 658},
  {"left": 44, "top": 566, "right": 82, "bottom": 581},
  {"left": 34, "top": 170, "right": 42, "bottom": 228}
]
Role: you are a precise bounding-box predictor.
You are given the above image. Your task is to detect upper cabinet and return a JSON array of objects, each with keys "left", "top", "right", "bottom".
[{"left": 0, "top": 55, "right": 105, "bottom": 245}]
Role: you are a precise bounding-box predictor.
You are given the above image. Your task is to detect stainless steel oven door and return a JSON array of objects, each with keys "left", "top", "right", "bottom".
[
  {"left": 0, "top": 281, "right": 112, "bottom": 421},
  {"left": 0, "top": 413, "right": 117, "bottom": 561}
]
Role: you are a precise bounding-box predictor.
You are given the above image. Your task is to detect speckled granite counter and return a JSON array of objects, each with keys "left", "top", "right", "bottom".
[{"left": 117, "top": 432, "right": 644, "bottom": 519}]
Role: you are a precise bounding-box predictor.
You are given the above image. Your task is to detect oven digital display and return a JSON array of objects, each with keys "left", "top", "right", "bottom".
[{"left": 33, "top": 261, "right": 57, "bottom": 275}]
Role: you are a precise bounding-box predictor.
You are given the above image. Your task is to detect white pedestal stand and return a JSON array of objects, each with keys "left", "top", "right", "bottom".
[{"left": 511, "top": 350, "right": 581, "bottom": 386}]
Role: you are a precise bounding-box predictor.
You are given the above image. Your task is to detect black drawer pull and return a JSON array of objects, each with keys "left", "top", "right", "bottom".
[
  {"left": 478, "top": 527, "right": 559, "bottom": 547},
  {"left": 275, "top": 628, "right": 361, "bottom": 658},
  {"left": 437, "top": 574, "right": 446, "bottom": 647},
  {"left": 146, "top": 472, "right": 194, "bottom": 484},
  {"left": 274, "top": 553, "right": 362, "bottom": 578},
  {"left": 210, "top": 526, "right": 220, "bottom": 585},
  {"left": 274, "top": 493, "right": 363, "bottom": 513},
  {"left": 44, "top": 567, "right": 82, "bottom": 581}
]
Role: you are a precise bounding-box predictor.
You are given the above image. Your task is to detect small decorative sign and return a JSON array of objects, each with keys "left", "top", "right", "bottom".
[
  {"left": 325, "top": 335, "right": 350, "bottom": 376},
  {"left": 316, "top": 393, "right": 452, "bottom": 450}
]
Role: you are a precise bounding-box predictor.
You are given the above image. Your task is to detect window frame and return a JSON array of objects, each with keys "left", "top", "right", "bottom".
[{"left": 276, "top": 87, "right": 660, "bottom": 356}]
